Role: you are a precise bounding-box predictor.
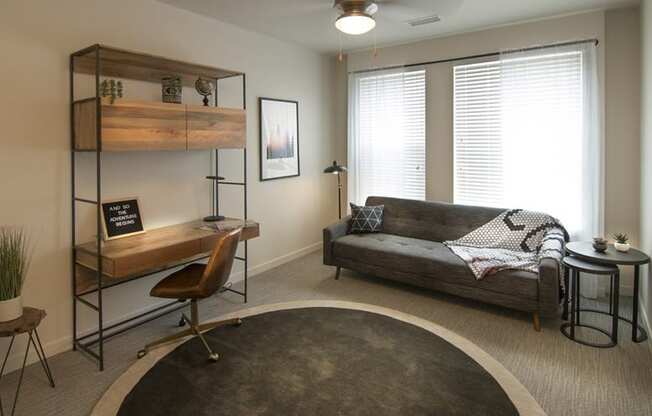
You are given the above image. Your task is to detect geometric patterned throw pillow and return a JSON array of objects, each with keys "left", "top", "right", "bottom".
[{"left": 349, "top": 203, "right": 384, "bottom": 234}]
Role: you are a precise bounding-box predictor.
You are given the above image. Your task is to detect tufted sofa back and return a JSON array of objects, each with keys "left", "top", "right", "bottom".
[{"left": 365, "top": 196, "right": 504, "bottom": 243}]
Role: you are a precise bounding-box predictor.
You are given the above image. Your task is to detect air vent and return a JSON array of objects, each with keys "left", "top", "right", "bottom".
[{"left": 407, "top": 15, "right": 441, "bottom": 27}]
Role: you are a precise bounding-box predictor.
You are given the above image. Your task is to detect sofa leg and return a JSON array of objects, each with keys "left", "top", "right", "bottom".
[
  {"left": 532, "top": 312, "right": 541, "bottom": 332},
  {"left": 335, "top": 266, "right": 341, "bottom": 280}
]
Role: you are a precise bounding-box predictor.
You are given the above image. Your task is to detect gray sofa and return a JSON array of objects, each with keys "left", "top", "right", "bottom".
[{"left": 323, "top": 196, "right": 562, "bottom": 330}]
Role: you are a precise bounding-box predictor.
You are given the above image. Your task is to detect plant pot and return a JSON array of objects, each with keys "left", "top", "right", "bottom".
[
  {"left": 592, "top": 238, "right": 608, "bottom": 253},
  {"left": 614, "top": 242, "right": 631, "bottom": 253},
  {"left": 0, "top": 296, "right": 23, "bottom": 322}
]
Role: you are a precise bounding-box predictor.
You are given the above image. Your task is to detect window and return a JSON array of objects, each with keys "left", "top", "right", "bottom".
[
  {"left": 453, "top": 43, "right": 600, "bottom": 237},
  {"left": 348, "top": 68, "right": 426, "bottom": 205}
]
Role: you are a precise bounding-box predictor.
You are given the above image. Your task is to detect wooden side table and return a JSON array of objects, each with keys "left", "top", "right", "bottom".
[
  {"left": 565, "top": 241, "right": 650, "bottom": 343},
  {"left": 0, "top": 307, "right": 55, "bottom": 416}
]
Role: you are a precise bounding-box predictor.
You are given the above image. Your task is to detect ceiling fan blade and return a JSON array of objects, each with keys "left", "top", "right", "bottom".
[
  {"left": 374, "top": 0, "right": 463, "bottom": 21},
  {"left": 262, "top": 0, "right": 335, "bottom": 19}
]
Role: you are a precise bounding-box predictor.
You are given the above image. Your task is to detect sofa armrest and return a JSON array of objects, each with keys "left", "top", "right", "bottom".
[
  {"left": 538, "top": 257, "right": 562, "bottom": 317},
  {"left": 537, "top": 226, "right": 567, "bottom": 317},
  {"left": 323, "top": 216, "right": 351, "bottom": 265}
]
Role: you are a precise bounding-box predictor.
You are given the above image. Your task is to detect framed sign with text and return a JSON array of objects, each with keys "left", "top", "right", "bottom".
[{"left": 101, "top": 198, "right": 145, "bottom": 241}]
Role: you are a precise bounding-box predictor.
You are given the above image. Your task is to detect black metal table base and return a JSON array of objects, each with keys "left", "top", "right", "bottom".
[
  {"left": 0, "top": 329, "right": 55, "bottom": 416},
  {"left": 560, "top": 321, "right": 616, "bottom": 348},
  {"left": 561, "top": 257, "right": 620, "bottom": 349},
  {"left": 576, "top": 307, "right": 649, "bottom": 343}
]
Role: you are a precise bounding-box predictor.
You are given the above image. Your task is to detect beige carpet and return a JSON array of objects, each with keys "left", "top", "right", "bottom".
[{"left": 2, "top": 251, "right": 651, "bottom": 416}]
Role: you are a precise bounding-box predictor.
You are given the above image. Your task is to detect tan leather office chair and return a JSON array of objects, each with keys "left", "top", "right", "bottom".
[{"left": 137, "top": 228, "right": 243, "bottom": 361}]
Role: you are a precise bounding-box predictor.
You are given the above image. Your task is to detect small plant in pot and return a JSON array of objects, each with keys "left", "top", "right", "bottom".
[
  {"left": 0, "top": 228, "right": 30, "bottom": 322},
  {"left": 612, "top": 233, "right": 631, "bottom": 253}
]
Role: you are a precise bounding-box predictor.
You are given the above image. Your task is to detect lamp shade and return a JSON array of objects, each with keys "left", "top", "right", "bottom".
[
  {"left": 324, "top": 160, "right": 347, "bottom": 174},
  {"left": 335, "top": 13, "right": 376, "bottom": 35}
]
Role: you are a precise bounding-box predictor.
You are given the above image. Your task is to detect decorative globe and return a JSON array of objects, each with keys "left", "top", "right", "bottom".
[{"left": 195, "top": 77, "right": 214, "bottom": 96}]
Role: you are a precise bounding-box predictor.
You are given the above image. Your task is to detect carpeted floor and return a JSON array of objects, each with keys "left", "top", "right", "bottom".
[{"left": 2, "top": 250, "right": 652, "bottom": 416}]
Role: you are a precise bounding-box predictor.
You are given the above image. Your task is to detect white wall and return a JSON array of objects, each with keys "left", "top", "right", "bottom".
[
  {"left": 605, "top": 7, "right": 641, "bottom": 269},
  {"left": 343, "top": 10, "right": 641, "bottom": 291},
  {"left": 640, "top": 0, "right": 652, "bottom": 341},
  {"left": 0, "top": 0, "right": 338, "bottom": 368}
]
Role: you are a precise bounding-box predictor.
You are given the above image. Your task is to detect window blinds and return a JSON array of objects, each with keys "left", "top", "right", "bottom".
[
  {"left": 453, "top": 60, "right": 504, "bottom": 207},
  {"left": 453, "top": 50, "right": 585, "bottom": 215},
  {"left": 349, "top": 69, "right": 426, "bottom": 205}
]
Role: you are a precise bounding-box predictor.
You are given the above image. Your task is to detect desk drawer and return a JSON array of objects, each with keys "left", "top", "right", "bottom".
[{"left": 114, "top": 240, "right": 202, "bottom": 278}]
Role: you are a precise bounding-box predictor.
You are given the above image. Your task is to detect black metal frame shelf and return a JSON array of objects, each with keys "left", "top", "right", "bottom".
[{"left": 70, "top": 44, "right": 248, "bottom": 371}]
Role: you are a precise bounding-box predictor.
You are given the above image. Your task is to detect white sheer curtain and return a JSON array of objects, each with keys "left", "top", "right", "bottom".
[
  {"left": 348, "top": 68, "right": 426, "bottom": 206},
  {"left": 499, "top": 42, "right": 603, "bottom": 297}
]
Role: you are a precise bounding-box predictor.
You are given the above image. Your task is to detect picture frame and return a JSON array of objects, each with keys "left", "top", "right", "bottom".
[
  {"left": 100, "top": 197, "right": 146, "bottom": 241},
  {"left": 259, "top": 97, "right": 300, "bottom": 181}
]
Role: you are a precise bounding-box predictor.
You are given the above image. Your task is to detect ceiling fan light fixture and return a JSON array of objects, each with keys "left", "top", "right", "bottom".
[{"left": 335, "top": 12, "right": 376, "bottom": 35}]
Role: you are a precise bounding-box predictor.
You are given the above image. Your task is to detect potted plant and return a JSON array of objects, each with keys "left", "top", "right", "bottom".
[
  {"left": 0, "top": 228, "right": 30, "bottom": 321},
  {"left": 612, "top": 233, "right": 631, "bottom": 253}
]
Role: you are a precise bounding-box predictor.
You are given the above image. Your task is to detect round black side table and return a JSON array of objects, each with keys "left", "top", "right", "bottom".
[
  {"left": 561, "top": 256, "right": 620, "bottom": 348},
  {"left": 565, "top": 241, "right": 650, "bottom": 343},
  {"left": 0, "top": 307, "right": 55, "bottom": 416}
]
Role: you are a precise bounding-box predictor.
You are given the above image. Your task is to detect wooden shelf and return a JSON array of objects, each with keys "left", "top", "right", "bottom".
[
  {"left": 75, "top": 218, "right": 259, "bottom": 295},
  {"left": 72, "top": 44, "right": 242, "bottom": 87},
  {"left": 73, "top": 98, "right": 246, "bottom": 151}
]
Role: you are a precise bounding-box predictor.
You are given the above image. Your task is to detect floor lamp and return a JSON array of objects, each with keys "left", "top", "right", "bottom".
[{"left": 324, "top": 160, "right": 347, "bottom": 219}]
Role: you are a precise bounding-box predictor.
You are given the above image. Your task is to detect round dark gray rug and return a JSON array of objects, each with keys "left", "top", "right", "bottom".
[{"left": 117, "top": 307, "right": 520, "bottom": 416}]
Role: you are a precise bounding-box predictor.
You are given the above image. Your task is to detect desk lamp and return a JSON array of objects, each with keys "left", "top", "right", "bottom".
[{"left": 204, "top": 175, "right": 225, "bottom": 222}]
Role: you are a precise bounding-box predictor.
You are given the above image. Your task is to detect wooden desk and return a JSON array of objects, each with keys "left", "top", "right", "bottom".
[{"left": 75, "top": 218, "right": 259, "bottom": 295}]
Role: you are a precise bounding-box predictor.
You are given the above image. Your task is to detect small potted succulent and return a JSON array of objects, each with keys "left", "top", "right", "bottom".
[
  {"left": 612, "top": 233, "right": 631, "bottom": 253},
  {"left": 0, "top": 228, "right": 30, "bottom": 322}
]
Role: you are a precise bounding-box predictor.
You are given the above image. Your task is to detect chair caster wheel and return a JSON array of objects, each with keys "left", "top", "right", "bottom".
[
  {"left": 208, "top": 353, "right": 219, "bottom": 362},
  {"left": 232, "top": 318, "right": 243, "bottom": 327},
  {"left": 137, "top": 349, "right": 147, "bottom": 359}
]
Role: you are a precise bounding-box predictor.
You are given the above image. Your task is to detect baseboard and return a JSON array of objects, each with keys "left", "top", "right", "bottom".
[
  {"left": 1, "top": 242, "right": 323, "bottom": 374},
  {"left": 640, "top": 301, "right": 652, "bottom": 357},
  {"left": 620, "top": 284, "right": 634, "bottom": 297},
  {"left": 229, "top": 241, "right": 323, "bottom": 283}
]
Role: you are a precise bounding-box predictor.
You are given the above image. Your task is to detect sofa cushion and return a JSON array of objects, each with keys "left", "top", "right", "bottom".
[
  {"left": 365, "top": 196, "right": 505, "bottom": 243},
  {"left": 333, "top": 233, "right": 538, "bottom": 299}
]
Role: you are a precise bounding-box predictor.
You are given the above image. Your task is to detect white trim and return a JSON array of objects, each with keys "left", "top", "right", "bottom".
[
  {"left": 620, "top": 285, "right": 634, "bottom": 297},
  {"left": 640, "top": 301, "right": 652, "bottom": 357},
  {"left": 0, "top": 242, "right": 323, "bottom": 375},
  {"left": 92, "top": 300, "right": 546, "bottom": 416},
  {"left": 230, "top": 241, "right": 322, "bottom": 282}
]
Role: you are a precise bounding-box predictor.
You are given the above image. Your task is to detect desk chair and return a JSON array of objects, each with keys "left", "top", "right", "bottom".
[{"left": 137, "top": 228, "right": 243, "bottom": 361}]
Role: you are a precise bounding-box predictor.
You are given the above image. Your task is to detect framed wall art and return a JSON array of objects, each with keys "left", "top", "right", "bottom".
[{"left": 259, "top": 97, "right": 300, "bottom": 181}]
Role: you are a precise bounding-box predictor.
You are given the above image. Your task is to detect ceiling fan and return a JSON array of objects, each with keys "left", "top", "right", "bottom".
[
  {"left": 334, "top": 0, "right": 379, "bottom": 35},
  {"left": 333, "top": 0, "right": 458, "bottom": 35}
]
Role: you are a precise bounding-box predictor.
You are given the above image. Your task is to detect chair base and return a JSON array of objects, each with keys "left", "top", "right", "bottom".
[{"left": 138, "top": 299, "right": 242, "bottom": 361}]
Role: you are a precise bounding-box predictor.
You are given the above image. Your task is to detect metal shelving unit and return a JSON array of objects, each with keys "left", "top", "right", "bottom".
[{"left": 70, "top": 44, "right": 248, "bottom": 371}]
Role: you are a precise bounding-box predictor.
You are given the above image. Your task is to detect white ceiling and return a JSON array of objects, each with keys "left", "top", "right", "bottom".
[{"left": 159, "top": 0, "right": 638, "bottom": 53}]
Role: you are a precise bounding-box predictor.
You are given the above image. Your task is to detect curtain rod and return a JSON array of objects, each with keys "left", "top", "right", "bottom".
[{"left": 348, "top": 38, "right": 599, "bottom": 75}]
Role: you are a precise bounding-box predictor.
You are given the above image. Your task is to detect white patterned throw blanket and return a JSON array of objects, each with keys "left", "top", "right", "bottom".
[{"left": 444, "top": 209, "right": 567, "bottom": 280}]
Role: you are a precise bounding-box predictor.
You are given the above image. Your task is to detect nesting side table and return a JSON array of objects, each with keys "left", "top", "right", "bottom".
[
  {"left": 561, "top": 256, "right": 620, "bottom": 347},
  {"left": 565, "top": 241, "right": 650, "bottom": 343},
  {"left": 0, "top": 307, "right": 55, "bottom": 416}
]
